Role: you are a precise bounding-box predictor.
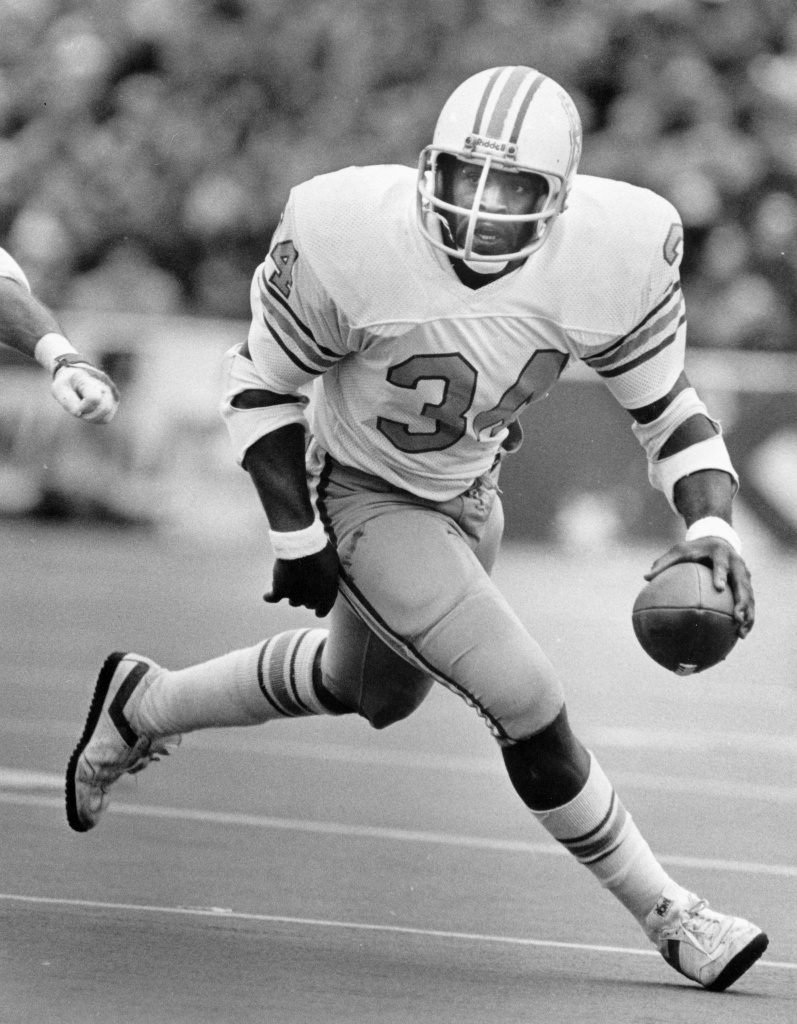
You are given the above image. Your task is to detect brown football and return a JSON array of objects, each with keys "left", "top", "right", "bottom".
[{"left": 632, "top": 562, "right": 738, "bottom": 675}]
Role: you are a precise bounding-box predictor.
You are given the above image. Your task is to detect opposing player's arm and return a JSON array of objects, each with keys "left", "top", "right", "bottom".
[{"left": 0, "top": 273, "right": 119, "bottom": 424}]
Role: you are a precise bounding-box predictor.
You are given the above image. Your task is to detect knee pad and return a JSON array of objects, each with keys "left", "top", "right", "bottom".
[{"left": 358, "top": 675, "right": 434, "bottom": 729}]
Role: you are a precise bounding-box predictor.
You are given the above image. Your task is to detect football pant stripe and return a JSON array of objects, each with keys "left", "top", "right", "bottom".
[
  {"left": 508, "top": 73, "right": 546, "bottom": 144},
  {"left": 337, "top": 572, "right": 511, "bottom": 744},
  {"left": 313, "top": 453, "right": 511, "bottom": 743},
  {"left": 596, "top": 314, "right": 685, "bottom": 380},
  {"left": 486, "top": 66, "right": 534, "bottom": 140},
  {"left": 472, "top": 67, "right": 506, "bottom": 135}
]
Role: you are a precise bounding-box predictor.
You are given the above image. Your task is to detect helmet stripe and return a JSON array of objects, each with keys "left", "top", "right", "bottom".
[
  {"left": 471, "top": 67, "right": 506, "bottom": 135},
  {"left": 485, "top": 66, "right": 533, "bottom": 139},
  {"left": 508, "top": 73, "right": 546, "bottom": 144}
]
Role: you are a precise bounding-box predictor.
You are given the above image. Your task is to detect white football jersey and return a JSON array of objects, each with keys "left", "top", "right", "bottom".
[
  {"left": 245, "top": 165, "right": 686, "bottom": 500},
  {"left": 0, "top": 247, "right": 31, "bottom": 291}
]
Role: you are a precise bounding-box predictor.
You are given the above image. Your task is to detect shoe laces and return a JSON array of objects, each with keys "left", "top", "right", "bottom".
[
  {"left": 675, "top": 900, "right": 724, "bottom": 953},
  {"left": 127, "top": 736, "right": 180, "bottom": 776}
]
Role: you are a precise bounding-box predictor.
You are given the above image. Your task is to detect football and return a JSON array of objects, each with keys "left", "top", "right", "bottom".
[{"left": 632, "top": 561, "right": 738, "bottom": 675}]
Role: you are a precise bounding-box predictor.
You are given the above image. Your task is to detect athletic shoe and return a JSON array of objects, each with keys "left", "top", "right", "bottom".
[
  {"left": 65, "top": 652, "right": 180, "bottom": 832},
  {"left": 645, "top": 885, "right": 769, "bottom": 991}
]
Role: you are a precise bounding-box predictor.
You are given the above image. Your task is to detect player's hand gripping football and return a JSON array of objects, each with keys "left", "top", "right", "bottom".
[
  {"left": 51, "top": 354, "right": 120, "bottom": 424},
  {"left": 264, "top": 542, "right": 341, "bottom": 618},
  {"left": 644, "top": 537, "right": 755, "bottom": 640}
]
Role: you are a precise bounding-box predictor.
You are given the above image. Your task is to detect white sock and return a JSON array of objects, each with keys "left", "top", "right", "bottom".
[
  {"left": 532, "top": 752, "right": 685, "bottom": 923},
  {"left": 133, "top": 629, "right": 333, "bottom": 736}
]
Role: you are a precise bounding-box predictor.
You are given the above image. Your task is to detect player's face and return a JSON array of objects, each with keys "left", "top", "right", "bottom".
[{"left": 445, "top": 159, "right": 549, "bottom": 257}]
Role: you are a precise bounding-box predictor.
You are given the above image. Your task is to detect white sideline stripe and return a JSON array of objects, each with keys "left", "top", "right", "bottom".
[
  {"left": 2, "top": 759, "right": 796, "bottom": 806},
  {"left": 0, "top": 769, "right": 63, "bottom": 789},
  {"left": 4, "top": 717, "right": 797, "bottom": 758},
  {"left": 0, "top": 893, "right": 793, "bottom": 971},
  {"left": 3, "top": 791, "right": 796, "bottom": 879}
]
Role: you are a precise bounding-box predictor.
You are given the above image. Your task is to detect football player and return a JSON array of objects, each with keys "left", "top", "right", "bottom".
[
  {"left": 0, "top": 247, "right": 119, "bottom": 423},
  {"left": 66, "top": 67, "right": 765, "bottom": 991}
]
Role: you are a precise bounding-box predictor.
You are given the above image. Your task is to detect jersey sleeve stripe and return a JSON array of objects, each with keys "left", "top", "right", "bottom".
[
  {"left": 584, "top": 281, "right": 680, "bottom": 363},
  {"left": 258, "top": 314, "right": 322, "bottom": 376},
  {"left": 260, "top": 276, "right": 340, "bottom": 360},
  {"left": 585, "top": 293, "right": 683, "bottom": 371},
  {"left": 593, "top": 312, "right": 685, "bottom": 380},
  {"left": 264, "top": 294, "right": 340, "bottom": 371},
  {"left": 259, "top": 266, "right": 315, "bottom": 341},
  {"left": 261, "top": 269, "right": 340, "bottom": 360}
]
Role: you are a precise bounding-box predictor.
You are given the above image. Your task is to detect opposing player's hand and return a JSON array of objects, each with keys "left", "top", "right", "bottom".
[
  {"left": 264, "top": 542, "right": 341, "bottom": 618},
  {"left": 51, "top": 358, "right": 120, "bottom": 424},
  {"left": 644, "top": 537, "right": 755, "bottom": 639}
]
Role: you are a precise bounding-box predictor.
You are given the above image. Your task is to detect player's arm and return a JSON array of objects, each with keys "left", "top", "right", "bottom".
[
  {"left": 628, "top": 371, "right": 754, "bottom": 638},
  {"left": 221, "top": 347, "right": 340, "bottom": 618},
  {"left": 586, "top": 207, "right": 753, "bottom": 639},
  {"left": 220, "top": 206, "right": 345, "bottom": 617},
  {"left": 0, "top": 274, "right": 119, "bottom": 423},
  {"left": 241, "top": 414, "right": 340, "bottom": 618}
]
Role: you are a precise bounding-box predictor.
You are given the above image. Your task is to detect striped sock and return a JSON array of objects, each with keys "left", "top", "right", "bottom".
[
  {"left": 134, "top": 629, "right": 346, "bottom": 737},
  {"left": 532, "top": 753, "right": 681, "bottom": 923}
]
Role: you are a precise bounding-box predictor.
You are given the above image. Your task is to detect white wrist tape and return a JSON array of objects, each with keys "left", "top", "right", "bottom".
[
  {"left": 649, "top": 432, "right": 739, "bottom": 512},
  {"left": 685, "top": 516, "right": 742, "bottom": 555},
  {"left": 219, "top": 345, "right": 309, "bottom": 465},
  {"left": 269, "top": 518, "right": 328, "bottom": 559},
  {"left": 33, "top": 333, "right": 77, "bottom": 374}
]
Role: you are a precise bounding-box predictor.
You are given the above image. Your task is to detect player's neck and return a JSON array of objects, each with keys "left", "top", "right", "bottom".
[{"left": 448, "top": 256, "right": 526, "bottom": 289}]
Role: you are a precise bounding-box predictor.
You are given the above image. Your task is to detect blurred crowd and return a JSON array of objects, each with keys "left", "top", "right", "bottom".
[{"left": 1, "top": 0, "right": 796, "bottom": 349}]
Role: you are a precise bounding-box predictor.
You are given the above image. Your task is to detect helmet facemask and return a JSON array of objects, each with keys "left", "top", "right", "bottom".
[{"left": 419, "top": 151, "right": 560, "bottom": 266}]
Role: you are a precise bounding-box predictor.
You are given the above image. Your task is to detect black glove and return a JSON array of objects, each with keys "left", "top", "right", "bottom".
[{"left": 264, "top": 542, "right": 341, "bottom": 618}]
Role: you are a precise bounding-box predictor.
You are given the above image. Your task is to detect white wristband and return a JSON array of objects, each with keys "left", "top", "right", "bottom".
[
  {"left": 685, "top": 516, "right": 742, "bottom": 555},
  {"left": 33, "top": 333, "right": 77, "bottom": 374},
  {"left": 268, "top": 518, "right": 328, "bottom": 560}
]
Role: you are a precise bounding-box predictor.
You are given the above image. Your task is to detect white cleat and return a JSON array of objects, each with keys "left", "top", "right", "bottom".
[
  {"left": 645, "top": 886, "right": 769, "bottom": 991},
  {"left": 65, "top": 652, "right": 180, "bottom": 832}
]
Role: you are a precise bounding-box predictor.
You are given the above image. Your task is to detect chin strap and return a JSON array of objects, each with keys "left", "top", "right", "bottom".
[{"left": 464, "top": 258, "right": 509, "bottom": 275}]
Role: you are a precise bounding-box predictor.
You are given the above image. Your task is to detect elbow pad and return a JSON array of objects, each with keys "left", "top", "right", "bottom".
[
  {"left": 631, "top": 388, "right": 738, "bottom": 511},
  {"left": 219, "top": 345, "right": 308, "bottom": 465},
  {"left": 649, "top": 433, "right": 739, "bottom": 512}
]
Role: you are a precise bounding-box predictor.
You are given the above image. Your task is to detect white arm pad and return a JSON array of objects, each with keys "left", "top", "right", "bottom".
[
  {"left": 631, "top": 387, "right": 710, "bottom": 459},
  {"left": 649, "top": 432, "right": 739, "bottom": 512},
  {"left": 219, "top": 345, "right": 308, "bottom": 466}
]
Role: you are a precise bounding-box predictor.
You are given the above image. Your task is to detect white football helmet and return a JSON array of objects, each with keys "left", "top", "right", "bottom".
[{"left": 417, "top": 66, "right": 583, "bottom": 263}]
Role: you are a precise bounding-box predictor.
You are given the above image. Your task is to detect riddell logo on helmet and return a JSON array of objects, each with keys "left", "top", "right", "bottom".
[{"left": 464, "top": 135, "right": 517, "bottom": 158}]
